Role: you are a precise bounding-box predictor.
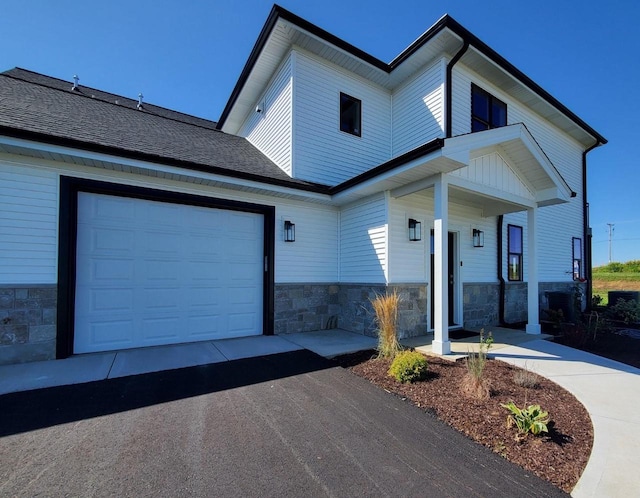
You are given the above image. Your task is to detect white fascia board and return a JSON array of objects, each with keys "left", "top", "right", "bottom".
[
  {"left": 330, "top": 149, "right": 450, "bottom": 205},
  {"left": 0, "top": 135, "right": 332, "bottom": 204}
]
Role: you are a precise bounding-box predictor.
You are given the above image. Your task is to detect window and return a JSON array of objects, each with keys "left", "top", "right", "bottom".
[
  {"left": 508, "top": 224, "right": 523, "bottom": 281},
  {"left": 573, "top": 238, "right": 583, "bottom": 280},
  {"left": 340, "top": 92, "right": 361, "bottom": 136},
  {"left": 471, "top": 84, "right": 507, "bottom": 132}
]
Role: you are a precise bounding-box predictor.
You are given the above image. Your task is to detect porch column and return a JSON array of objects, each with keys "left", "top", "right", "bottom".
[
  {"left": 433, "top": 174, "right": 451, "bottom": 354},
  {"left": 526, "top": 206, "right": 541, "bottom": 334}
]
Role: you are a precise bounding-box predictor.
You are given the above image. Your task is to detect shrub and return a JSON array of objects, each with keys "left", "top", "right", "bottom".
[
  {"left": 371, "top": 290, "right": 401, "bottom": 358},
  {"left": 461, "top": 330, "right": 493, "bottom": 399},
  {"left": 513, "top": 365, "right": 540, "bottom": 389},
  {"left": 388, "top": 350, "right": 429, "bottom": 383},
  {"left": 606, "top": 298, "right": 640, "bottom": 325},
  {"left": 501, "top": 401, "right": 550, "bottom": 440}
]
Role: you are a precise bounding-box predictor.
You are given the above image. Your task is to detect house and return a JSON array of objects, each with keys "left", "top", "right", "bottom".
[{"left": 0, "top": 5, "right": 606, "bottom": 364}]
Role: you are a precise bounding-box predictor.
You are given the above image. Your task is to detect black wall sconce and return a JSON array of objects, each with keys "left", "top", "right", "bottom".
[
  {"left": 473, "top": 229, "right": 484, "bottom": 248},
  {"left": 408, "top": 218, "right": 422, "bottom": 241},
  {"left": 284, "top": 220, "right": 295, "bottom": 242}
]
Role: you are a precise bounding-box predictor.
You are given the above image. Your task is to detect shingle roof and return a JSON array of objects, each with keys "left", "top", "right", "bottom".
[{"left": 0, "top": 68, "right": 325, "bottom": 192}]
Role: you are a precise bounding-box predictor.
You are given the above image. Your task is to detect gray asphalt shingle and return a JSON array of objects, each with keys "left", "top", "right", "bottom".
[{"left": 0, "top": 68, "right": 323, "bottom": 190}]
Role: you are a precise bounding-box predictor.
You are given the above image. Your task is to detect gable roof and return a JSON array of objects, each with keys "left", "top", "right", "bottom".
[
  {"left": 218, "top": 5, "right": 606, "bottom": 147},
  {"left": 0, "top": 68, "right": 324, "bottom": 192}
]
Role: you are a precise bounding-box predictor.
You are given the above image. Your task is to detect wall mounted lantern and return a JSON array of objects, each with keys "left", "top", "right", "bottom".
[
  {"left": 284, "top": 220, "right": 295, "bottom": 242},
  {"left": 408, "top": 218, "right": 422, "bottom": 241},
  {"left": 473, "top": 229, "right": 484, "bottom": 248}
]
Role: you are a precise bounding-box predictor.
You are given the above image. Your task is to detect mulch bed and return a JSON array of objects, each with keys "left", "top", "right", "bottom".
[{"left": 336, "top": 350, "right": 593, "bottom": 493}]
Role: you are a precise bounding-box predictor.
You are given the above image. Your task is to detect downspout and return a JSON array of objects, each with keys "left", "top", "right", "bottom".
[
  {"left": 497, "top": 215, "right": 507, "bottom": 325},
  {"left": 583, "top": 140, "right": 601, "bottom": 311},
  {"left": 445, "top": 41, "right": 469, "bottom": 138}
]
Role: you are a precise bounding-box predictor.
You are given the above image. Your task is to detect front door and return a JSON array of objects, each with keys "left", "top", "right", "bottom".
[{"left": 430, "top": 231, "right": 458, "bottom": 329}]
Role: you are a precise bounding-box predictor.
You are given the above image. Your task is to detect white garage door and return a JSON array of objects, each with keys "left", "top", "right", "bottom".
[{"left": 74, "top": 192, "right": 263, "bottom": 354}]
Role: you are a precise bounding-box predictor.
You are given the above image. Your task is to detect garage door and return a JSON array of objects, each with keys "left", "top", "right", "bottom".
[{"left": 74, "top": 192, "right": 263, "bottom": 353}]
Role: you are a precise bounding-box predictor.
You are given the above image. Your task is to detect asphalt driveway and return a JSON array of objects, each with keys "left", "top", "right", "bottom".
[{"left": 0, "top": 350, "right": 566, "bottom": 497}]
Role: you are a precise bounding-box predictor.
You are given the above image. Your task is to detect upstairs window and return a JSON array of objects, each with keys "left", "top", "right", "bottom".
[
  {"left": 340, "top": 92, "right": 361, "bottom": 137},
  {"left": 573, "top": 238, "right": 583, "bottom": 280},
  {"left": 508, "top": 224, "right": 523, "bottom": 281},
  {"left": 471, "top": 84, "right": 507, "bottom": 132}
]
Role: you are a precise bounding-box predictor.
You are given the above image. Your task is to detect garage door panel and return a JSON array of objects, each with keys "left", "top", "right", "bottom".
[
  {"left": 74, "top": 319, "right": 134, "bottom": 353},
  {"left": 74, "top": 192, "right": 264, "bottom": 353},
  {"left": 141, "top": 288, "right": 182, "bottom": 311},
  {"left": 141, "top": 317, "right": 181, "bottom": 341},
  {"left": 145, "top": 260, "right": 181, "bottom": 281}
]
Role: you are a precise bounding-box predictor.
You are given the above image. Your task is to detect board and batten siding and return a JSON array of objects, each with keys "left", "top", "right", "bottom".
[
  {"left": 450, "top": 64, "right": 586, "bottom": 282},
  {"left": 0, "top": 161, "right": 58, "bottom": 284},
  {"left": 340, "top": 193, "right": 387, "bottom": 283},
  {"left": 388, "top": 191, "right": 497, "bottom": 284},
  {"left": 0, "top": 154, "right": 339, "bottom": 286},
  {"left": 239, "top": 54, "right": 293, "bottom": 176},
  {"left": 294, "top": 51, "right": 392, "bottom": 186},
  {"left": 391, "top": 59, "right": 446, "bottom": 157}
]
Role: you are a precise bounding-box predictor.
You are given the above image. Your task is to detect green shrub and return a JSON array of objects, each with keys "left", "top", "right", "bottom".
[
  {"left": 371, "top": 290, "right": 401, "bottom": 358},
  {"left": 461, "top": 330, "right": 494, "bottom": 399},
  {"left": 388, "top": 350, "right": 429, "bottom": 383},
  {"left": 501, "top": 401, "right": 550, "bottom": 440},
  {"left": 606, "top": 298, "right": 640, "bottom": 325}
]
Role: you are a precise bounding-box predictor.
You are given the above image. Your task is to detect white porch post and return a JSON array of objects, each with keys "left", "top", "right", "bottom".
[
  {"left": 433, "top": 174, "right": 451, "bottom": 354},
  {"left": 526, "top": 206, "right": 541, "bottom": 334}
]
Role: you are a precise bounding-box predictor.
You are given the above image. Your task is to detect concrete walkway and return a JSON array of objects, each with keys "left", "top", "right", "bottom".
[{"left": 493, "top": 339, "right": 640, "bottom": 498}]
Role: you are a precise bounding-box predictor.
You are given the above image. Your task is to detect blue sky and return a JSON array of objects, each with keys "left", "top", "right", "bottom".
[{"left": 2, "top": 0, "right": 638, "bottom": 266}]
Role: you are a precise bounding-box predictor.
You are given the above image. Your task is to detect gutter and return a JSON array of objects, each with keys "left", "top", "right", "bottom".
[
  {"left": 583, "top": 140, "right": 603, "bottom": 310},
  {"left": 445, "top": 41, "right": 469, "bottom": 138}
]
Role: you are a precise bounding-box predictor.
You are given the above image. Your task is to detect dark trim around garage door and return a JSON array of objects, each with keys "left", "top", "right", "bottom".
[{"left": 56, "top": 176, "right": 275, "bottom": 359}]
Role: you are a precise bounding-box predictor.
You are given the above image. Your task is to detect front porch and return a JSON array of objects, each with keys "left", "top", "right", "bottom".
[{"left": 401, "top": 326, "right": 555, "bottom": 361}]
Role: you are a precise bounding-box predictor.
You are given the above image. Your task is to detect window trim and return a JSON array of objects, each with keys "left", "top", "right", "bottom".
[
  {"left": 572, "top": 237, "right": 583, "bottom": 281},
  {"left": 507, "top": 224, "right": 523, "bottom": 282},
  {"left": 471, "top": 83, "right": 507, "bottom": 132},
  {"left": 339, "top": 92, "right": 362, "bottom": 137}
]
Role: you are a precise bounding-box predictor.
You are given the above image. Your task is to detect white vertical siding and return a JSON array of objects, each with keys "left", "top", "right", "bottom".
[
  {"left": 294, "top": 51, "right": 392, "bottom": 185},
  {"left": 392, "top": 59, "right": 445, "bottom": 156},
  {"left": 0, "top": 161, "right": 58, "bottom": 284},
  {"left": 451, "top": 64, "right": 586, "bottom": 282},
  {"left": 340, "top": 193, "right": 387, "bottom": 283},
  {"left": 450, "top": 152, "right": 535, "bottom": 200},
  {"left": 239, "top": 55, "right": 293, "bottom": 176}
]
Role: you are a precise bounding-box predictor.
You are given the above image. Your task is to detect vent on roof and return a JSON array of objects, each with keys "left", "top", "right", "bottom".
[
  {"left": 71, "top": 75, "right": 79, "bottom": 91},
  {"left": 137, "top": 93, "right": 144, "bottom": 110}
]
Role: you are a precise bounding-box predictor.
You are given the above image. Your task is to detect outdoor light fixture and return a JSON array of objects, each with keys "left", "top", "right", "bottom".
[
  {"left": 284, "top": 220, "right": 295, "bottom": 242},
  {"left": 473, "top": 229, "right": 484, "bottom": 248},
  {"left": 408, "top": 218, "right": 422, "bottom": 241}
]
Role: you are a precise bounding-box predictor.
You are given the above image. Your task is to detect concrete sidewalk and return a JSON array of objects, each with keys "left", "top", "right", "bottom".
[
  {"left": 493, "top": 339, "right": 640, "bottom": 498},
  {"left": 0, "top": 329, "right": 377, "bottom": 396}
]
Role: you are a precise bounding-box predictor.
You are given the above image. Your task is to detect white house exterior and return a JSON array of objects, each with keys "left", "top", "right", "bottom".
[{"left": 0, "top": 6, "right": 605, "bottom": 364}]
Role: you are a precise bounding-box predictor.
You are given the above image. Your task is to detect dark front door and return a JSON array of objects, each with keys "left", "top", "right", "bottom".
[{"left": 430, "top": 231, "right": 457, "bottom": 329}]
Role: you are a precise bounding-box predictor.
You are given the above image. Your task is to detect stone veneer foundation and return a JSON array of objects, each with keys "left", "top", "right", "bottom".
[
  {"left": 0, "top": 281, "right": 583, "bottom": 365},
  {"left": 274, "top": 283, "right": 428, "bottom": 339},
  {"left": 0, "top": 285, "right": 57, "bottom": 365}
]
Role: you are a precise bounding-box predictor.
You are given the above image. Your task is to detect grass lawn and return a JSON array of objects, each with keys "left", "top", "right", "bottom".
[{"left": 592, "top": 272, "right": 640, "bottom": 305}]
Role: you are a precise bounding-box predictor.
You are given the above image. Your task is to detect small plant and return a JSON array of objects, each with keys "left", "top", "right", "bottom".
[
  {"left": 501, "top": 401, "right": 550, "bottom": 440},
  {"left": 371, "top": 290, "right": 401, "bottom": 358},
  {"left": 388, "top": 350, "right": 428, "bottom": 383},
  {"left": 513, "top": 363, "right": 540, "bottom": 389},
  {"left": 461, "top": 330, "right": 493, "bottom": 399}
]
